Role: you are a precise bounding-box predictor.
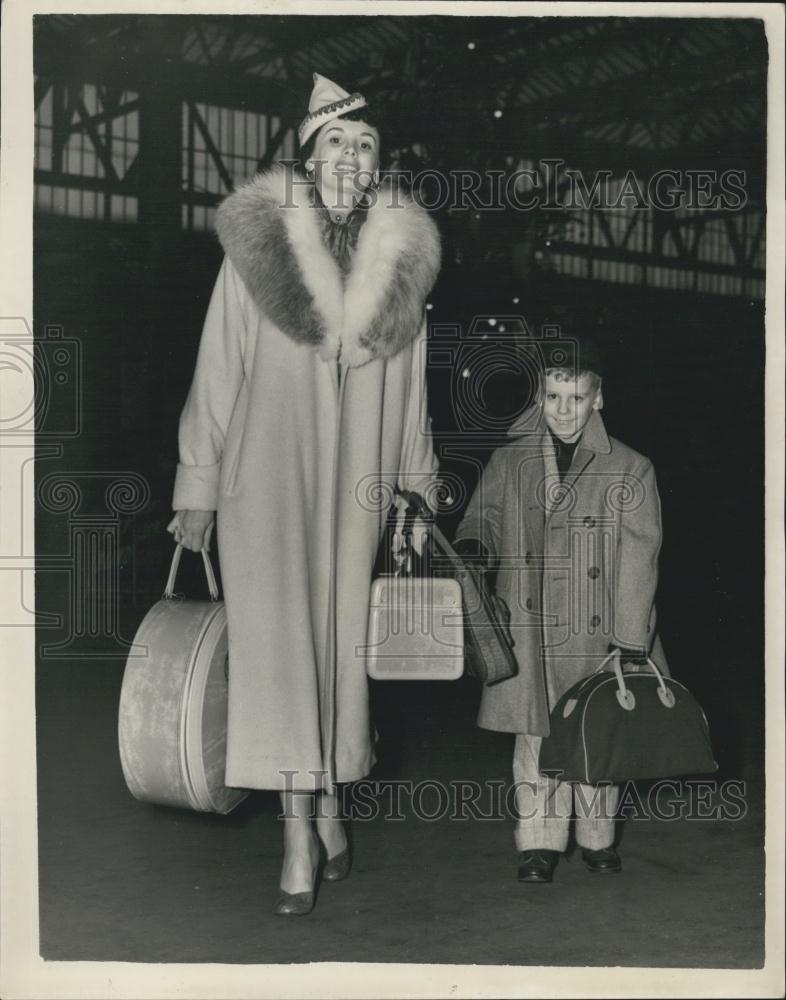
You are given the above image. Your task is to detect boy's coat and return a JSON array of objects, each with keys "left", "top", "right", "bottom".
[{"left": 456, "top": 405, "right": 668, "bottom": 736}]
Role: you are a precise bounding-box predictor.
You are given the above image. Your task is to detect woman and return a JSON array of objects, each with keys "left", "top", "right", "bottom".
[{"left": 167, "top": 73, "right": 440, "bottom": 915}]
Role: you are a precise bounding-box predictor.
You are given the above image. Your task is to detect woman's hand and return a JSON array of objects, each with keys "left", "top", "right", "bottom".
[
  {"left": 392, "top": 494, "right": 430, "bottom": 556},
  {"left": 390, "top": 495, "right": 431, "bottom": 575},
  {"left": 167, "top": 510, "right": 215, "bottom": 552}
]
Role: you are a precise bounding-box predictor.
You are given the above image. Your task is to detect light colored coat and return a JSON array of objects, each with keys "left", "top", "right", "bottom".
[
  {"left": 173, "top": 167, "right": 440, "bottom": 790},
  {"left": 455, "top": 404, "right": 668, "bottom": 736}
]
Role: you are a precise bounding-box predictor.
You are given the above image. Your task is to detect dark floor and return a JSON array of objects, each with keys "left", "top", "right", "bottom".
[{"left": 36, "top": 657, "right": 765, "bottom": 968}]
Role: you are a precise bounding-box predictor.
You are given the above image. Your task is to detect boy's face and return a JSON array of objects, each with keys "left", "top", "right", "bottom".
[{"left": 541, "top": 371, "right": 602, "bottom": 443}]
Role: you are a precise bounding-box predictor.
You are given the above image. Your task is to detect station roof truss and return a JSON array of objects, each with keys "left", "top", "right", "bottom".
[
  {"left": 33, "top": 14, "right": 767, "bottom": 298},
  {"left": 34, "top": 14, "right": 766, "bottom": 178}
]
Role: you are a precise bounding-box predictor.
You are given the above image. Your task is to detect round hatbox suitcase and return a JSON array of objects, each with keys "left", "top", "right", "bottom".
[{"left": 118, "top": 545, "right": 248, "bottom": 814}]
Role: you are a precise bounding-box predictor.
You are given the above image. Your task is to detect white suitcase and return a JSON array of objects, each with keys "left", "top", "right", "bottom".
[
  {"left": 366, "top": 575, "right": 464, "bottom": 681},
  {"left": 118, "top": 546, "right": 247, "bottom": 814}
]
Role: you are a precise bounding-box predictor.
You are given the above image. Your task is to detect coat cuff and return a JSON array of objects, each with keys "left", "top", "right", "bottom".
[
  {"left": 172, "top": 463, "right": 220, "bottom": 511},
  {"left": 610, "top": 626, "right": 651, "bottom": 654}
]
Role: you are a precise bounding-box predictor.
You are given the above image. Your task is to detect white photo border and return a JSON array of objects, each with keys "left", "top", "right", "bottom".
[{"left": 1, "top": 2, "right": 783, "bottom": 997}]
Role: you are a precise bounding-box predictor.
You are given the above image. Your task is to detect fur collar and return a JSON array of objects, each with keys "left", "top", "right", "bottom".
[{"left": 215, "top": 165, "right": 441, "bottom": 368}]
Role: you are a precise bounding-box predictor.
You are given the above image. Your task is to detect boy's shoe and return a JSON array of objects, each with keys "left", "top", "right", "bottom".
[
  {"left": 517, "top": 849, "right": 560, "bottom": 883},
  {"left": 581, "top": 847, "right": 622, "bottom": 873}
]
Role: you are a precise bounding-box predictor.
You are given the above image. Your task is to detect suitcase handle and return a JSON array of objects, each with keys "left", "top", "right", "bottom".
[{"left": 164, "top": 544, "right": 220, "bottom": 601}]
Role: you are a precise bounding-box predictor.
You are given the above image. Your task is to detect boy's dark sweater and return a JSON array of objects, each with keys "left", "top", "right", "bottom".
[{"left": 550, "top": 430, "right": 581, "bottom": 480}]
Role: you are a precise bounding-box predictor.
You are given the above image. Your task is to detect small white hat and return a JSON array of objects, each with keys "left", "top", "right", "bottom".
[{"left": 298, "top": 72, "right": 367, "bottom": 147}]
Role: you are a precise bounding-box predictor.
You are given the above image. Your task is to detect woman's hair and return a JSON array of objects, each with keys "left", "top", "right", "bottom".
[{"left": 298, "top": 106, "right": 382, "bottom": 172}]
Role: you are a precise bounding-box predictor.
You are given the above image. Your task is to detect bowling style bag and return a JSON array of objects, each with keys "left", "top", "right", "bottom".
[
  {"left": 118, "top": 545, "right": 247, "bottom": 814},
  {"left": 539, "top": 650, "right": 718, "bottom": 784}
]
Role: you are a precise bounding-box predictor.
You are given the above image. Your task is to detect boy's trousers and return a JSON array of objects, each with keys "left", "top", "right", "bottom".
[{"left": 513, "top": 734, "right": 619, "bottom": 852}]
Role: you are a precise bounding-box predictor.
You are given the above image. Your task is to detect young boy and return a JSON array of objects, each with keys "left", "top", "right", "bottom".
[{"left": 454, "top": 336, "right": 668, "bottom": 882}]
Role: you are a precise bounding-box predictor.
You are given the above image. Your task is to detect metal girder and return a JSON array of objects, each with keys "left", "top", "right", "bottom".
[
  {"left": 194, "top": 22, "right": 216, "bottom": 65},
  {"left": 35, "top": 25, "right": 295, "bottom": 117},
  {"left": 67, "top": 98, "right": 140, "bottom": 139},
  {"left": 508, "top": 60, "right": 764, "bottom": 149},
  {"left": 502, "top": 32, "right": 763, "bottom": 148},
  {"left": 73, "top": 96, "right": 119, "bottom": 182},
  {"left": 507, "top": 128, "right": 765, "bottom": 191},
  {"left": 183, "top": 189, "right": 221, "bottom": 208},
  {"left": 722, "top": 216, "right": 748, "bottom": 268},
  {"left": 256, "top": 120, "right": 291, "bottom": 172},
  {"left": 499, "top": 18, "right": 724, "bottom": 102},
  {"left": 34, "top": 167, "right": 135, "bottom": 195},
  {"left": 35, "top": 76, "right": 52, "bottom": 109},
  {"left": 264, "top": 14, "right": 404, "bottom": 63},
  {"left": 189, "top": 102, "right": 234, "bottom": 193},
  {"left": 501, "top": 19, "right": 658, "bottom": 92},
  {"left": 33, "top": 12, "right": 766, "bottom": 252},
  {"left": 743, "top": 212, "right": 766, "bottom": 265},
  {"left": 37, "top": 14, "right": 763, "bottom": 177},
  {"left": 551, "top": 238, "right": 763, "bottom": 280},
  {"left": 618, "top": 211, "right": 642, "bottom": 251},
  {"left": 191, "top": 20, "right": 241, "bottom": 66},
  {"left": 50, "top": 82, "right": 80, "bottom": 175},
  {"left": 228, "top": 41, "right": 279, "bottom": 75},
  {"left": 41, "top": 81, "right": 139, "bottom": 181},
  {"left": 123, "top": 154, "right": 140, "bottom": 187},
  {"left": 572, "top": 202, "right": 762, "bottom": 274},
  {"left": 592, "top": 211, "right": 618, "bottom": 250},
  {"left": 180, "top": 13, "right": 403, "bottom": 79}
]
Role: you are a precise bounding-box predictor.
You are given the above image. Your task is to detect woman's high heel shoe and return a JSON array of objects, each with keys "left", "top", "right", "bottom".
[
  {"left": 322, "top": 845, "right": 351, "bottom": 883},
  {"left": 274, "top": 837, "right": 320, "bottom": 917},
  {"left": 317, "top": 819, "right": 352, "bottom": 882},
  {"left": 273, "top": 888, "right": 315, "bottom": 917}
]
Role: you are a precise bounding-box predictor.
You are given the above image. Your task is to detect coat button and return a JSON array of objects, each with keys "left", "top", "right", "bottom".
[
  {"left": 588, "top": 566, "right": 600, "bottom": 579},
  {"left": 583, "top": 516, "right": 596, "bottom": 528},
  {"left": 526, "top": 598, "right": 533, "bottom": 610},
  {"left": 590, "top": 614, "right": 601, "bottom": 627},
  {"left": 525, "top": 551, "right": 532, "bottom": 565}
]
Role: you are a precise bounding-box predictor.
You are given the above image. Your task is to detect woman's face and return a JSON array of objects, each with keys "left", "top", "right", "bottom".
[{"left": 309, "top": 118, "right": 380, "bottom": 207}]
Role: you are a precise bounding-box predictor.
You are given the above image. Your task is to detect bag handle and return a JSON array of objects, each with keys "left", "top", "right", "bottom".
[
  {"left": 608, "top": 649, "right": 675, "bottom": 710},
  {"left": 390, "top": 489, "right": 435, "bottom": 578},
  {"left": 567, "top": 649, "right": 672, "bottom": 711},
  {"left": 164, "top": 544, "right": 220, "bottom": 601},
  {"left": 394, "top": 488, "right": 465, "bottom": 572},
  {"left": 394, "top": 487, "right": 515, "bottom": 647}
]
